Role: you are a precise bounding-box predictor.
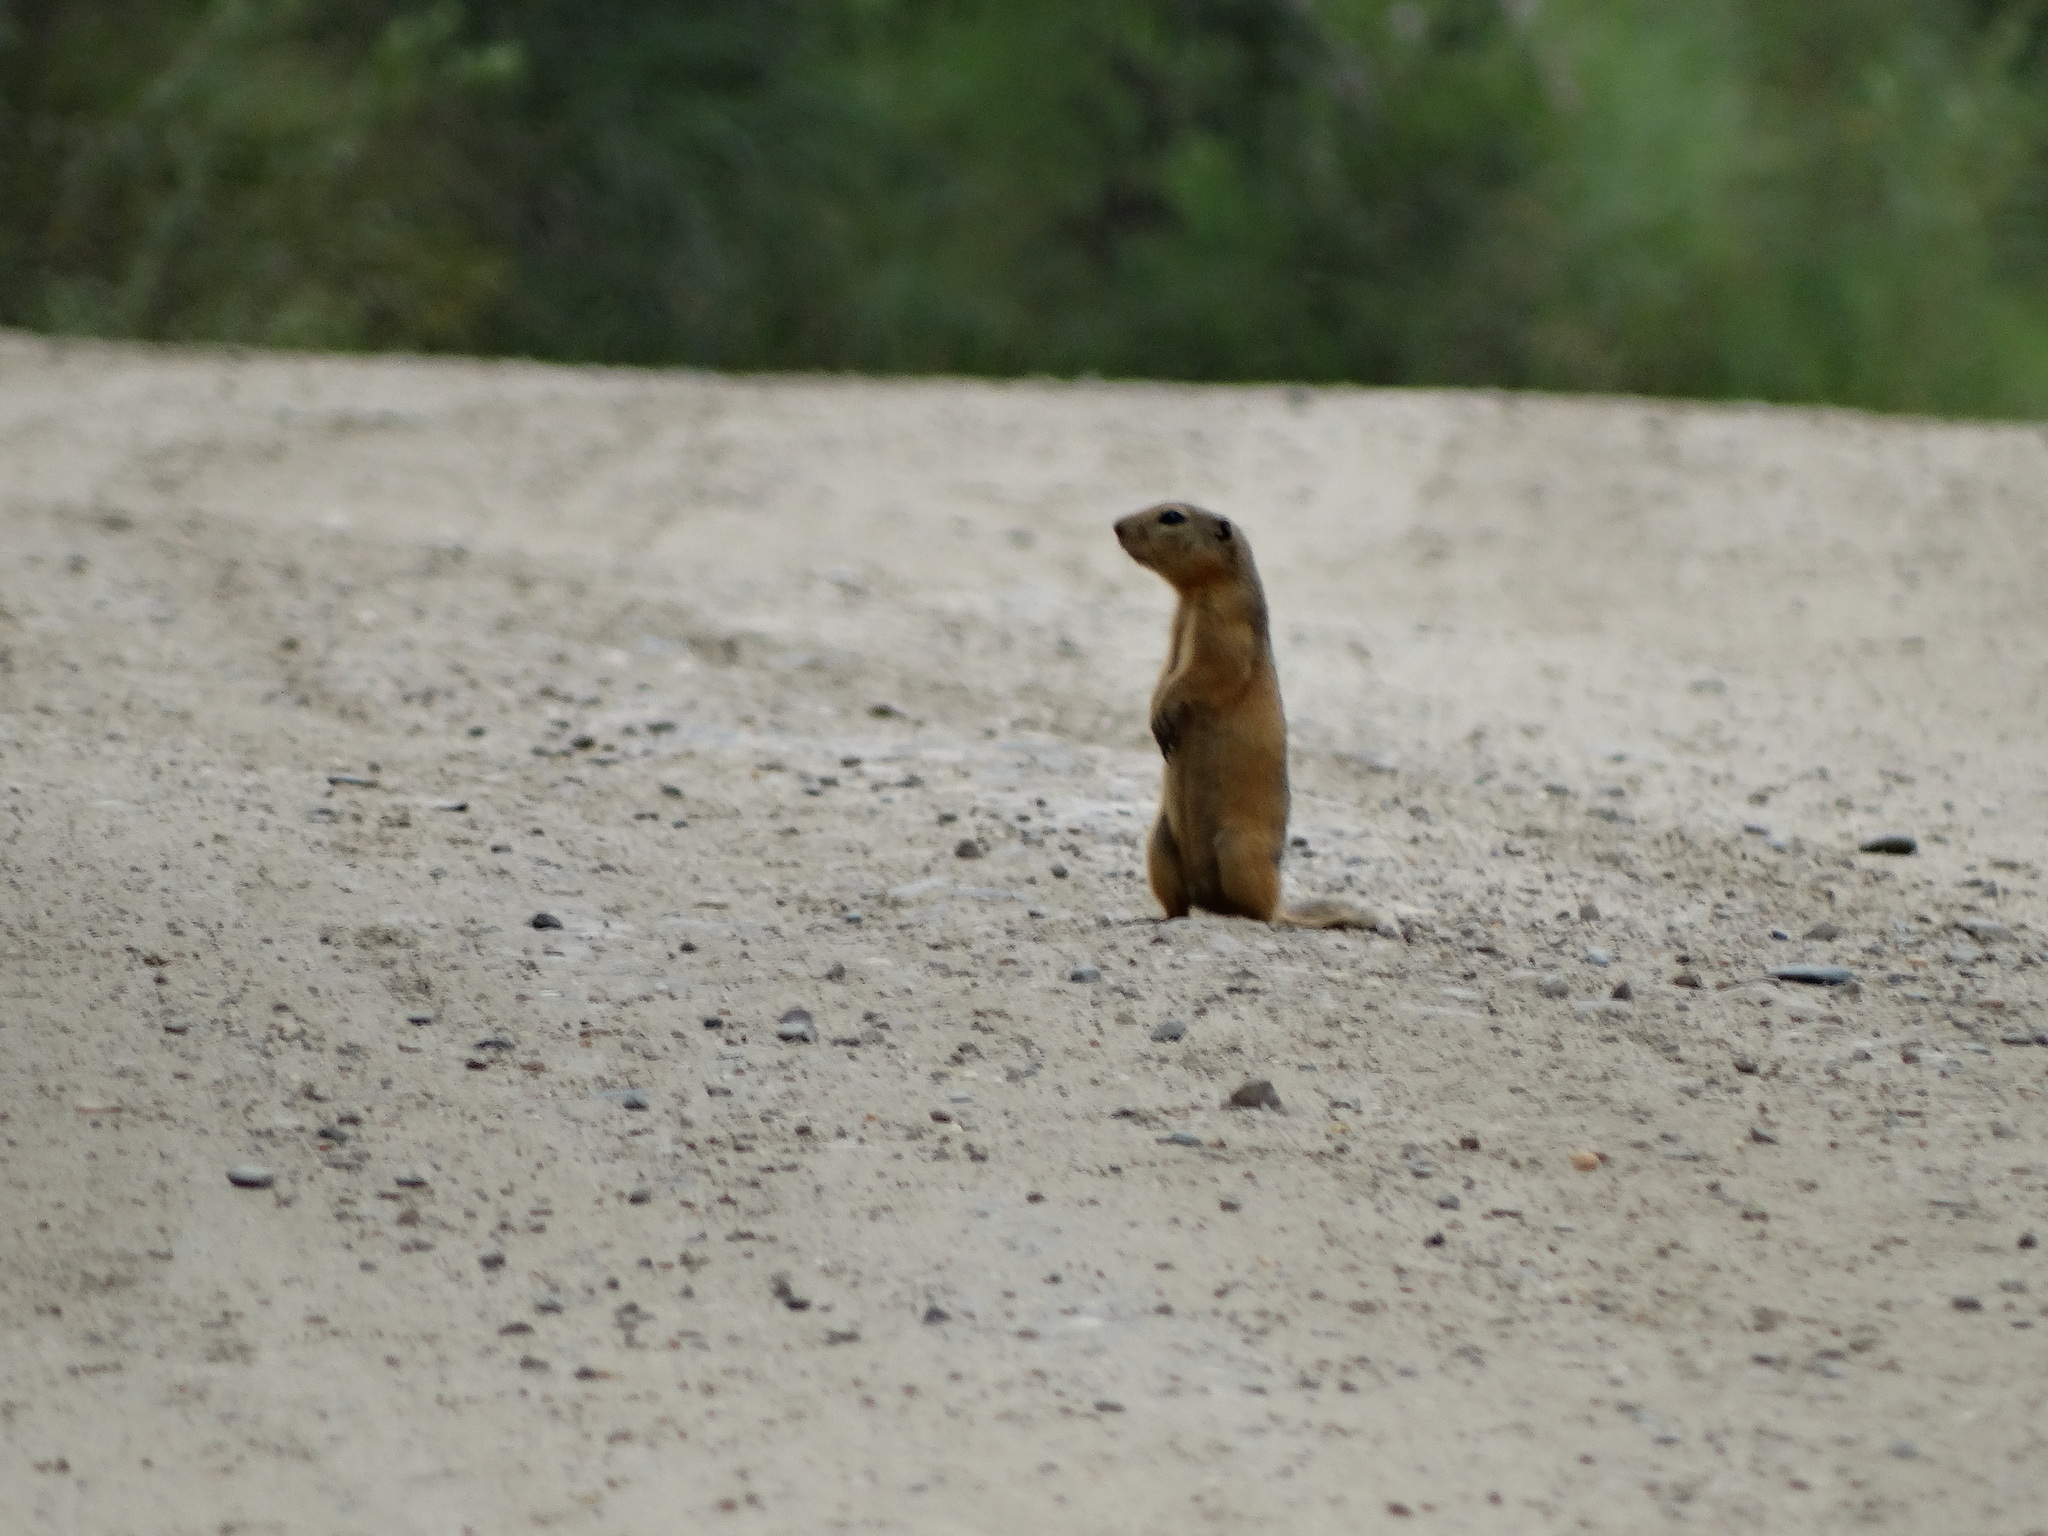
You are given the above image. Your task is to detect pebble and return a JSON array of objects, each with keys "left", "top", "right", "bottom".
[
  {"left": 628, "top": 1187, "right": 652, "bottom": 1205},
  {"left": 1946, "top": 946, "right": 1982, "bottom": 966},
  {"left": 1860, "top": 834, "right": 1917, "bottom": 855},
  {"left": 1734, "top": 1054, "right": 1760, "bottom": 1074},
  {"left": 1584, "top": 947, "right": 1611, "bottom": 967},
  {"left": 1570, "top": 1150, "right": 1601, "bottom": 1172},
  {"left": 479, "top": 1252, "right": 506, "bottom": 1271},
  {"left": 1957, "top": 918, "right": 2015, "bottom": 944},
  {"left": 1952, "top": 1294, "right": 1983, "bottom": 1312},
  {"left": 1538, "top": 975, "right": 1571, "bottom": 999},
  {"left": 406, "top": 1013, "right": 433, "bottom": 1026},
  {"left": 923, "top": 1306, "right": 951, "bottom": 1325},
  {"left": 327, "top": 773, "right": 378, "bottom": 788},
  {"left": 225, "top": 1165, "right": 275, "bottom": 1189},
  {"left": 1149, "top": 1019, "right": 1187, "bottom": 1042},
  {"left": 1578, "top": 900, "right": 1600, "bottom": 920},
  {"left": 1227, "top": 1079, "right": 1282, "bottom": 1111},
  {"left": 954, "top": 839, "right": 985, "bottom": 859},
  {"left": 1158, "top": 1132, "right": 1204, "bottom": 1147},
  {"left": 162, "top": 1020, "right": 190, "bottom": 1035},
  {"left": 1750, "top": 1125, "right": 1779, "bottom": 1144},
  {"left": 1068, "top": 966, "right": 1101, "bottom": 983},
  {"left": 1770, "top": 964, "right": 1856, "bottom": 986},
  {"left": 776, "top": 1008, "right": 817, "bottom": 1043},
  {"left": 1804, "top": 923, "right": 1843, "bottom": 941},
  {"left": 1769, "top": 928, "right": 1791, "bottom": 941},
  {"left": 530, "top": 912, "right": 564, "bottom": 930},
  {"left": 1436, "top": 1193, "right": 1462, "bottom": 1210},
  {"left": 395, "top": 1173, "right": 428, "bottom": 1188},
  {"left": 1610, "top": 981, "right": 1633, "bottom": 1002},
  {"left": 598, "top": 1089, "right": 650, "bottom": 1110}
]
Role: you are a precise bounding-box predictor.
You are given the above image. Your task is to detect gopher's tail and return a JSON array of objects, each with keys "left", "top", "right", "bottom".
[{"left": 1276, "top": 898, "right": 1401, "bottom": 938}]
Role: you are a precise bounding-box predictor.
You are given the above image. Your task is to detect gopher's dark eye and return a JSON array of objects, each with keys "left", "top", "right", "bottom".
[{"left": 1158, "top": 509, "right": 1187, "bottom": 526}]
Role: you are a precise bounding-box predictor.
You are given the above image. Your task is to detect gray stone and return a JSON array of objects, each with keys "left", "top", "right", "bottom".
[
  {"left": 1068, "top": 965, "right": 1102, "bottom": 983},
  {"left": 1770, "top": 964, "right": 1856, "bottom": 986},
  {"left": 1804, "top": 922, "right": 1843, "bottom": 941},
  {"left": 1957, "top": 918, "right": 2015, "bottom": 944},
  {"left": 1585, "top": 947, "right": 1611, "bottom": 967},
  {"left": 225, "top": 1165, "right": 274, "bottom": 1189},
  {"left": 1860, "top": 834, "right": 1917, "bottom": 855},
  {"left": 1149, "top": 1019, "right": 1188, "bottom": 1043},
  {"left": 599, "top": 1088, "right": 651, "bottom": 1109},
  {"left": 776, "top": 1008, "right": 817, "bottom": 1043},
  {"left": 1158, "top": 1132, "right": 1204, "bottom": 1147},
  {"left": 1227, "top": 1079, "right": 1282, "bottom": 1110},
  {"left": 1538, "top": 974, "right": 1571, "bottom": 999},
  {"left": 530, "top": 912, "right": 564, "bottom": 930}
]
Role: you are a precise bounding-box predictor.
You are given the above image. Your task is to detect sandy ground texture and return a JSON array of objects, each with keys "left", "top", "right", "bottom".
[{"left": 3, "top": 331, "right": 2047, "bottom": 1535}]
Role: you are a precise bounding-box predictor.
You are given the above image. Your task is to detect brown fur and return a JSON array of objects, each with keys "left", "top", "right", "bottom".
[{"left": 1114, "top": 501, "right": 1387, "bottom": 931}]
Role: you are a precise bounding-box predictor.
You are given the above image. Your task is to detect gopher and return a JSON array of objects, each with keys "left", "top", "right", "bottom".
[{"left": 1114, "top": 500, "right": 1387, "bottom": 931}]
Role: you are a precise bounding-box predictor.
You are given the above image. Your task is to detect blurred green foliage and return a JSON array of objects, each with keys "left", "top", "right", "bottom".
[{"left": 6, "top": 0, "right": 2048, "bottom": 413}]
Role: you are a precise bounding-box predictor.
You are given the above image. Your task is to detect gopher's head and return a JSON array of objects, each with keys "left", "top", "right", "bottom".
[{"left": 1113, "top": 501, "right": 1247, "bottom": 590}]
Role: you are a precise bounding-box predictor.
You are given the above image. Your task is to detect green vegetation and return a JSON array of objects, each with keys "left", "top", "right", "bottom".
[{"left": 6, "top": 0, "right": 2048, "bottom": 414}]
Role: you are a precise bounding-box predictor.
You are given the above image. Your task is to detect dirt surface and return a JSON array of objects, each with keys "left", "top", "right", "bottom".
[{"left": 3, "top": 332, "right": 2046, "bottom": 1534}]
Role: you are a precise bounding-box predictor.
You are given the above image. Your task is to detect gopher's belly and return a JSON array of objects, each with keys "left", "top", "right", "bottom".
[{"left": 1162, "top": 723, "right": 1288, "bottom": 910}]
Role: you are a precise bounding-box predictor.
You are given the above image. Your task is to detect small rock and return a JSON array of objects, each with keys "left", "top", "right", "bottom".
[
  {"left": 1610, "top": 980, "right": 1633, "bottom": 1002},
  {"left": 1860, "top": 834, "right": 1917, "bottom": 856},
  {"left": 1068, "top": 965, "right": 1102, "bottom": 983},
  {"left": 395, "top": 1173, "right": 428, "bottom": 1188},
  {"left": 922, "top": 1305, "right": 951, "bottom": 1325},
  {"left": 479, "top": 1252, "right": 506, "bottom": 1271},
  {"left": 2022, "top": 1233, "right": 2038, "bottom": 1250},
  {"left": 530, "top": 912, "right": 564, "bottom": 930},
  {"left": 1227, "top": 1079, "right": 1282, "bottom": 1111},
  {"left": 1750, "top": 1125, "right": 1779, "bottom": 1145},
  {"left": 162, "top": 1020, "right": 190, "bottom": 1035},
  {"left": 770, "top": 1273, "right": 811, "bottom": 1311},
  {"left": 1050, "top": 863, "right": 1068, "bottom": 878},
  {"left": 776, "top": 1008, "right": 817, "bottom": 1043},
  {"left": 1672, "top": 971, "right": 1703, "bottom": 988},
  {"left": 1585, "top": 947, "right": 1611, "bottom": 967},
  {"left": 1888, "top": 1439, "right": 1919, "bottom": 1460},
  {"left": 1957, "top": 918, "right": 2016, "bottom": 944},
  {"left": 225, "top": 1165, "right": 275, "bottom": 1189},
  {"left": 1734, "top": 1053, "right": 1760, "bottom": 1075},
  {"left": 1804, "top": 922, "right": 1843, "bottom": 941},
  {"left": 954, "top": 839, "right": 984, "bottom": 860},
  {"left": 628, "top": 1186, "right": 652, "bottom": 1205},
  {"left": 1770, "top": 964, "right": 1856, "bottom": 986},
  {"left": 1578, "top": 900, "right": 1600, "bottom": 921},
  {"left": 1538, "top": 974, "right": 1571, "bottom": 999},
  {"left": 1948, "top": 945, "right": 1982, "bottom": 966},
  {"left": 1149, "top": 1019, "right": 1187, "bottom": 1042},
  {"left": 1952, "top": 1294, "right": 1983, "bottom": 1312},
  {"left": 518, "top": 1355, "right": 548, "bottom": 1371},
  {"left": 406, "top": 1012, "right": 433, "bottom": 1026},
  {"left": 1769, "top": 928, "right": 1791, "bottom": 941},
  {"left": 1570, "top": 1150, "right": 1601, "bottom": 1172},
  {"left": 1094, "top": 1400, "right": 1125, "bottom": 1413},
  {"left": 1436, "top": 1193, "right": 1462, "bottom": 1210},
  {"left": 599, "top": 1089, "right": 650, "bottom": 1110},
  {"left": 1158, "top": 1132, "right": 1203, "bottom": 1147},
  {"left": 823, "top": 962, "right": 846, "bottom": 982}
]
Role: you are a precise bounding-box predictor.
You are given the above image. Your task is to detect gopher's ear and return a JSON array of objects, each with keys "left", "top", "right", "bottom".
[{"left": 1216, "top": 519, "right": 1232, "bottom": 542}]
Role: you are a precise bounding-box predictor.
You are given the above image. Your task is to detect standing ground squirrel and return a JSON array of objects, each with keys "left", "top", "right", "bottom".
[{"left": 1114, "top": 501, "right": 1391, "bottom": 932}]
